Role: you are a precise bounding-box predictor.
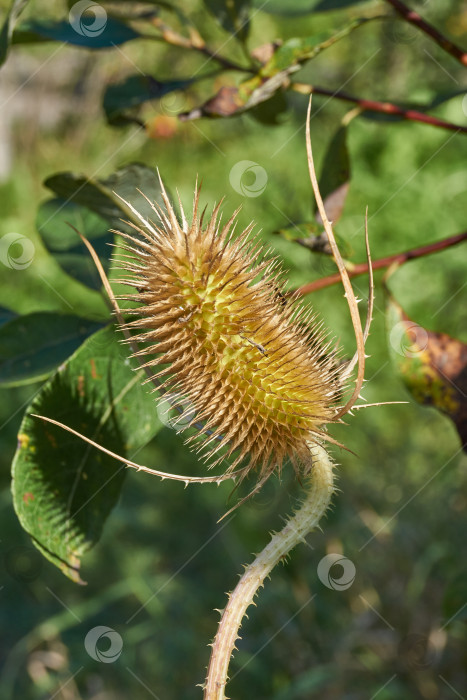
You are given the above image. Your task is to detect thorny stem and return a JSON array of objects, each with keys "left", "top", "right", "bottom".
[
  {"left": 291, "top": 83, "right": 467, "bottom": 134},
  {"left": 204, "top": 444, "right": 335, "bottom": 700},
  {"left": 383, "top": 0, "right": 467, "bottom": 67},
  {"left": 294, "top": 231, "right": 467, "bottom": 297}
]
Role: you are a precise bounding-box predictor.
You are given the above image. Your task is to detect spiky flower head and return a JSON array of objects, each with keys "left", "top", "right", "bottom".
[{"left": 117, "top": 182, "right": 342, "bottom": 486}]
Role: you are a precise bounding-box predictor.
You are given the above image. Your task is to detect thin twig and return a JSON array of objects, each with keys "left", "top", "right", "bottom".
[
  {"left": 149, "top": 18, "right": 254, "bottom": 73},
  {"left": 294, "top": 231, "right": 467, "bottom": 297},
  {"left": 291, "top": 83, "right": 467, "bottom": 134},
  {"left": 383, "top": 0, "right": 467, "bottom": 67}
]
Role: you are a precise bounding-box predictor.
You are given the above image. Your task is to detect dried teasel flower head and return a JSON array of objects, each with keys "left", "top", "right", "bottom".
[{"left": 116, "top": 181, "right": 344, "bottom": 489}]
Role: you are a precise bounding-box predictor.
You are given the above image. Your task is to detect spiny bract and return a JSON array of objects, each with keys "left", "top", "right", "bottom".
[{"left": 116, "top": 182, "right": 343, "bottom": 484}]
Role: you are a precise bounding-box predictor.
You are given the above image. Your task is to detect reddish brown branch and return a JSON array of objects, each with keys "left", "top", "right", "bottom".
[
  {"left": 291, "top": 83, "right": 467, "bottom": 134},
  {"left": 383, "top": 0, "right": 467, "bottom": 67},
  {"left": 294, "top": 231, "right": 467, "bottom": 297}
]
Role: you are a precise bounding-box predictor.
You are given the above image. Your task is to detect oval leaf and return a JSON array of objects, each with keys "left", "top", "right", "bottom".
[
  {"left": 0, "top": 312, "right": 103, "bottom": 386},
  {"left": 11, "top": 325, "right": 163, "bottom": 582}
]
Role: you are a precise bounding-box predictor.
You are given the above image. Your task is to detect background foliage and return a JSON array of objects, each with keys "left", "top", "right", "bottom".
[{"left": 0, "top": 0, "right": 466, "bottom": 698}]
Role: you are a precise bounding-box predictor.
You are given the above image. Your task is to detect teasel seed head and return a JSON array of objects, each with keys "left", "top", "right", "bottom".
[{"left": 115, "top": 181, "right": 343, "bottom": 486}]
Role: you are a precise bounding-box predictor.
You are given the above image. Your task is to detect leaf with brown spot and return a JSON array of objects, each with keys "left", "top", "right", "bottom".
[{"left": 387, "top": 296, "right": 467, "bottom": 451}]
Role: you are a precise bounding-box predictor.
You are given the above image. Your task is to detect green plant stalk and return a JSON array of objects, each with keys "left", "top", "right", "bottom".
[{"left": 203, "top": 443, "right": 335, "bottom": 700}]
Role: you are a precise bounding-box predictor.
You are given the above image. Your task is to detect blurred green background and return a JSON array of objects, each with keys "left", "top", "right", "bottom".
[{"left": 0, "top": 0, "right": 466, "bottom": 698}]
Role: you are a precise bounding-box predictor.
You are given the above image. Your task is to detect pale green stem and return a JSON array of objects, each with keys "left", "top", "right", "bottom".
[{"left": 203, "top": 443, "right": 335, "bottom": 699}]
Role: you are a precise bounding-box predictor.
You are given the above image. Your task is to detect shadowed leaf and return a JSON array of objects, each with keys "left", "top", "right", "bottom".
[
  {"left": 13, "top": 17, "right": 140, "bottom": 49},
  {"left": 316, "top": 125, "right": 350, "bottom": 224},
  {"left": 37, "top": 198, "right": 112, "bottom": 290},
  {"left": 387, "top": 296, "right": 467, "bottom": 451},
  {"left": 0, "top": 313, "right": 103, "bottom": 386},
  {"left": 204, "top": 0, "right": 251, "bottom": 41},
  {"left": 44, "top": 164, "right": 167, "bottom": 233},
  {"left": 11, "top": 325, "right": 163, "bottom": 582},
  {"left": 103, "top": 74, "right": 193, "bottom": 124}
]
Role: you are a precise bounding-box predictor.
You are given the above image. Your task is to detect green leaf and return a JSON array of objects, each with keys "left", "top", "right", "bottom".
[
  {"left": 11, "top": 325, "right": 163, "bottom": 582},
  {"left": 0, "top": 313, "right": 103, "bottom": 387},
  {"left": 36, "top": 198, "right": 112, "bottom": 290},
  {"left": 44, "top": 163, "right": 167, "bottom": 233},
  {"left": 315, "top": 125, "right": 350, "bottom": 224},
  {"left": 204, "top": 0, "right": 251, "bottom": 41},
  {"left": 0, "top": 0, "right": 30, "bottom": 66},
  {"left": 252, "top": 0, "right": 318, "bottom": 15},
  {"left": 103, "top": 74, "right": 193, "bottom": 124},
  {"left": 248, "top": 89, "right": 288, "bottom": 125},
  {"left": 387, "top": 296, "right": 467, "bottom": 452},
  {"left": 13, "top": 16, "right": 140, "bottom": 49},
  {"left": 313, "top": 0, "right": 371, "bottom": 10},
  {"left": 252, "top": 0, "right": 369, "bottom": 13}
]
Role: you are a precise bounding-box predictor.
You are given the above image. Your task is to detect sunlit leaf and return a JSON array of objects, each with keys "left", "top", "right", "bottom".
[
  {"left": 12, "top": 325, "right": 163, "bottom": 582},
  {"left": 387, "top": 296, "right": 467, "bottom": 451},
  {"left": 0, "top": 313, "right": 103, "bottom": 386}
]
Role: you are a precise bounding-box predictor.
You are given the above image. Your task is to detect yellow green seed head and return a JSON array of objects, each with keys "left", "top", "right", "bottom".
[{"left": 117, "top": 183, "right": 342, "bottom": 483}]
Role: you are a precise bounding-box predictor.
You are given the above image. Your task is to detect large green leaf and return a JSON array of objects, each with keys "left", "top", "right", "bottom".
[
  {"left": 36, "top": 198, "right": 112, "bottom": 290},
  {"left": 103, "top": 74, "right": 193, "bottom": 124},
  {"left": 0, "top": 313, "right": 103, "bottom": 387},
  {"left": 13, "top": 16, "right": 140, "bottom": 49},
  {"left": 11, "top": 325, "right": 163, "bottom": 582},
  {"left": 44, "top": 163, "right": 167, "bottom": 234},
  {"left": 0, "top": 0, "right": 30, "bottom": 66}
]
